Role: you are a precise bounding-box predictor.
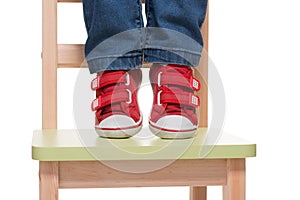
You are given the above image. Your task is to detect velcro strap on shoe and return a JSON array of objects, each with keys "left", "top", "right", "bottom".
[
  {"left": 160, "top": 91, "right": 200, "bottom": 108},
  {"left": 160, "top": 72, "right": 200, "bottom": 91},
  {"left": 91, "top": 89, "right": 131, "bottom": 111},
  {"left": 91, "top": 71, "right": 129, "bottom": 90}
]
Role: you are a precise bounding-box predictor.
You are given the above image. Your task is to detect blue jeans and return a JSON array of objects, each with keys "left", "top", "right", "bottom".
[{"left": 83, "top": 0, "right": 208, "bottom": 74}]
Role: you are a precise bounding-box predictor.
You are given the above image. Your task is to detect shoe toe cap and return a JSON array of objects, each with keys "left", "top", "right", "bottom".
[{"left": 155, "top": 115, "right": 196, "bottom": 131}]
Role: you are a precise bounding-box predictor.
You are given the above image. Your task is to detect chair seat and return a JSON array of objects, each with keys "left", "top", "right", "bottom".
[{"left": 32, "top": 128, "right": 256, "bottom": 161}]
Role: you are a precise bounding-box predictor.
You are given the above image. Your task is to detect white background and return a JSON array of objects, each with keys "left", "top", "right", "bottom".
[{"left": 1, "top": 0, "right": 300, "bottom": 199}]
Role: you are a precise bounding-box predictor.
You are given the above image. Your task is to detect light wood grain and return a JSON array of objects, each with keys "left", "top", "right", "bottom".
[
  {"left": 59, "top": 159, "right": 227, "bottom": 188},
  {"left": 196, "top": 5, "right": 209, "bottom": 128},
  {"left": 223, "top": 159, "right": 246, "bottom": 200},
  {"left": 42, "top": 0, "right": 57, "bottom": 129},
  {"left": 41, "top": 1, "right": 59, "bottom": 199},
  {"left": 39, "top": 161, "right": 59, "bottom": 200},
  {"left": 58, "top": 44, "right": 85, "bottom": 68},
  {"left": 190, "top": 186, "right": 207, "bottom": 200}
]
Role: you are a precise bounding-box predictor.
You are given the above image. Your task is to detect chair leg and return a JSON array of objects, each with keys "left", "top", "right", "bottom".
[
  {"left": 223, "top": 159, "right": 245, "bottom": 200},
  {"left": 39, "top": 161, "right": 59, "bottom": 200},
  {"left": 190, "top": 186, "right": 207, "bottom": 200}
]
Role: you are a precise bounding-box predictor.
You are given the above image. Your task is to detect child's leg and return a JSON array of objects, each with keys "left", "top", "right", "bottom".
[
  {"left": 144, "top": 0, "right": 208, "bottom": 67},
  {"left": 83, "top": 0, "right": 144, "bottom": 73},
  {"left": 83, "top": 0, "right": 144, "bottom": 138},
  {"left": 146, "top": 0, "right": 208, "bottom": 138}
]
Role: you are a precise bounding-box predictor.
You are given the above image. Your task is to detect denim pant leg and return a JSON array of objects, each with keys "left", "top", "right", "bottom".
[
  {"left": 83, "top": 0, "right": 144, "bottom": 73},
  {"left": 144, "top": 0, "right": 208, "bottom": 67}
]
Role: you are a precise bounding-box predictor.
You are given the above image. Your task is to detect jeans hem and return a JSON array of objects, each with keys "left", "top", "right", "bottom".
[
  {"left": 143, "top": 48, "right": 201, "bottom": 67},
  {"left": 87, "top": 55, "right": 143, "bottom": 74}
]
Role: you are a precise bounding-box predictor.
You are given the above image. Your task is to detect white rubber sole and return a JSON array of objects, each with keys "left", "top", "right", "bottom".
[
  {"left": 149, "top": 115, "right": 197, "bottom": 139},
  {"left": 149, "top": 123, "right": 197, "bottom": 139},
  {"left": 96, "top": 124, "right": 142, "bottom": 139},
  {"left": 95, "top": 115, "right": 143, "bottom": 138}
]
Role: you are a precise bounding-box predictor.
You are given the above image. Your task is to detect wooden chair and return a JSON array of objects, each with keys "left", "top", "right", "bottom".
[{"left": 32, "top": 0, "right": 256, "bottom": 199}]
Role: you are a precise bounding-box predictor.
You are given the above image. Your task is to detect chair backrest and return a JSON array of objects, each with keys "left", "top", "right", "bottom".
[{"left": 42, "top": 0, "right": 209, "bottom": 129}]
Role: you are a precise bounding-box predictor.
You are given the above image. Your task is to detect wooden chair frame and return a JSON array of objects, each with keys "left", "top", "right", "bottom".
[{"left": 39, "top": 0, "right": 246, "bottom": 200}]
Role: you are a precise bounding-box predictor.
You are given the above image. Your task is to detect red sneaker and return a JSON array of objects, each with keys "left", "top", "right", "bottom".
[
  {"left": 149, "top": 64, "right": 200, "bottom": 139},
  {"left": 91, "top": 69, "right": 142, "bottom": 138}
]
